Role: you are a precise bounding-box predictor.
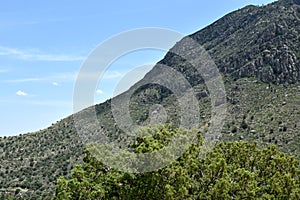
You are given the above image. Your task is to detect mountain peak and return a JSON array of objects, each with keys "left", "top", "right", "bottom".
[
  {"left": 277, "top": 0, "right": 300, "bottom": 6},
  {"left": 1, "top": 0, "right": 300, "bottom": 198},
  {"left": 185, "top": 0, "right": 300, "bottom": 84}
]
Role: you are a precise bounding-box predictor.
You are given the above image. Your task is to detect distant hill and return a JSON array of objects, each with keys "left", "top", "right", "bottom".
[{"left": 1, "top": 0, "right": 299, "bottom": 199}]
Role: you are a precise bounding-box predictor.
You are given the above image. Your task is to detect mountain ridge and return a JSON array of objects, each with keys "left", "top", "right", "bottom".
[{"left": 1, "top": 0, "right": 300, "bottom": 199}]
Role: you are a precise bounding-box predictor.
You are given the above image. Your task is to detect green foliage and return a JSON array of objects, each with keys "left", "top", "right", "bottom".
[
  {"left": 1, "top": 0, "right": 300, "bottom": 198},
  {"left": 53, "top": 125, "right": 300, "bottom": 199}
]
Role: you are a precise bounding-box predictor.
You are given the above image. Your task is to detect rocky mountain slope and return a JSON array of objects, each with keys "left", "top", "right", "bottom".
[{"left": 1, "top": 0, "right": 299, "bottom": 199}]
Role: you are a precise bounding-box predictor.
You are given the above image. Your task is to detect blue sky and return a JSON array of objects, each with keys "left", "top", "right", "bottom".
[{"left": 0, "top": 0, "right": 275, "bottom": 136}]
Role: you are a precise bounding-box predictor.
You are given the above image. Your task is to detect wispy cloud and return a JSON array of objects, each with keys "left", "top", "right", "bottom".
[
  {"left": 0, "top": 46, "right": 86, "bottom": 62},
  {"left": 96, "top": 89, "right": 104, "bottom": 94},
  {"left": 4, "top": 72, "right": 77, "bottom": 83},
  {"left": 53, "top": 72, "right": 77, "bottom": 81},
  {"left": 16, "top": 90, "right": 28, "bottom": 96},
  {"left": 52, "top": 82, "right": 59, "bottom": 86},
  {"left": 6, "top": 78, "right": 43, "bottom": 83},
  {"left": 77, "top": 70, "right": 123, "bottom": 81},
  {"left": 103, "top": 71, "right": 123, "bottom": 79},
  {"left": 3, "top": 70, "right": 123, "bottom": 84}
]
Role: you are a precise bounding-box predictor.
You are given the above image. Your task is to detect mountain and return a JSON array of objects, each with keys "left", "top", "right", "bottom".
[{"left": 1, "top": 0, "right": 300, "bottom": 199}]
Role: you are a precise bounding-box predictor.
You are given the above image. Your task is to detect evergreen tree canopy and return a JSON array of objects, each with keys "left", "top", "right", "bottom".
[{"left": 53, "top": 125, "right": 300, "bottom": 199}]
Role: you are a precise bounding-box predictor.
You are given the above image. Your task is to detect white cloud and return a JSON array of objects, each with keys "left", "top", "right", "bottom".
[
  {"left": 6, "top": 78, "right": 43, "bottom": 83},
  {"left": 52, "top": 82, "right": 59, "bottom": 86},
  {"left": 4, "top": 72, "right": 77, "bottom": 83},
  {"left": 0, "top": 46, "right": 86, "bottom": 62},
  {"left": 3, "top": 70, "right": 123, "bottom": 84},
  {"left": 53, "top": 72, "right": 77, "bottom": 81},
  {"left": 103, "top": 71, "right": 123, "bottom": 79},
  {"left": 96, "top": 89, "right": 104, "bottom": 94},
  {"left": 77, "top": 70, "right": 123, "bottom": 81},
  {"left": 16, "top": 90, "right": 28, "bottom": 96}
]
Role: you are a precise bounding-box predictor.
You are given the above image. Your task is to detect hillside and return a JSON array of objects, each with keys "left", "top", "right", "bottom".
[{"left": 1, "top": 0, "right": 300, "bottom": 199}]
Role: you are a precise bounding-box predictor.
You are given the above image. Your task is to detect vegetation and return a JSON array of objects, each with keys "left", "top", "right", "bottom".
[
  {"left": 0, "top": 117, "right": 85, "bottom": 199},
  {"left": 53, "top": 125, "right": 300, "bottom": 199},
  {"left": 1, "top": 0, "right": 300, "bottom": 198}
]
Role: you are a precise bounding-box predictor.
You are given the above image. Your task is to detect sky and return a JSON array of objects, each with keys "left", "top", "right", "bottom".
[{"left": 0, "top": 0, "right": 276, "bottom": 136}]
